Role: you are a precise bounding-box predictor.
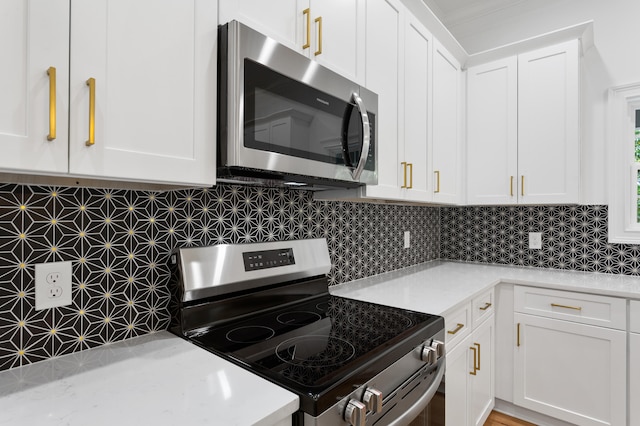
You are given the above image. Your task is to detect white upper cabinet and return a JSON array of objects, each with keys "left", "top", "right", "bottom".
[
  {"left": 518, "top": 40, "right": 579, "bottom": 204},
  {"left": 219, "top": 0, "right": 365, "bottom": 84},
  {"left": 402, "top": 14, "right": 433, "bottom": 200},
  {"left": 359, "top": 0, "right": 403, "bottom": 201},
  {"left": 0, "top": 0, "right": 69, "bottom": 174},
  {"left": 466, "top": 40, "right": 580, "bottom": 205},
  {"left": 466, "top": 57, "right": 518, "bottom": 205},
  {"left": 69, "top": 0, "right": 217, "bottom": 185},
  {"left": 432, "top": 40, "right": 462, "bottom": 204},
  {"left": 1, "top": 0, "right": 216, "bottom": 186}
]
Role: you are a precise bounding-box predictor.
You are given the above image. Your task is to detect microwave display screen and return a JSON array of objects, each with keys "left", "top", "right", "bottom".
[{"left": 243, "top": 59, "right": 375, "bottom": 171}]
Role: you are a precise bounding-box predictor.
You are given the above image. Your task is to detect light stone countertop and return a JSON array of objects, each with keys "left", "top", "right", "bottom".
[
  {"left": 0, "top": 331, "right": 298, "bottom": 426},
  {"left": 4, "top": 260, "right": 640, "bottom": 426},
  {"left": 330, "top": 260, "right": 640, "bottom": 316}
]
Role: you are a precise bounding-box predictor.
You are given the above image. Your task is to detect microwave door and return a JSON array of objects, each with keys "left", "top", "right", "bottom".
[{"left": 340, "top": 93, "right": 371, "bottom": 181}]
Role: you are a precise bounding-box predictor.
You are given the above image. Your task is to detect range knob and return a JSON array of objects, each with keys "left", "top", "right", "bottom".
[
  {"left": 363, "top": 387, "right": 383, "bottom": 413},
  {"left": 420, "top": 345, "right": 437, "bottom": 365},
  {"left": 344, "top": 399, "right": 366, "bottom": 426},
  {"left": 431, "top": 340, "right": 444, "bottom": 358}
]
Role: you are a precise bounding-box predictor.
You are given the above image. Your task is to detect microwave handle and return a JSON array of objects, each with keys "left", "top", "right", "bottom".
[{"left": 341, "top": 93, "right": 371, "bottom": 181}]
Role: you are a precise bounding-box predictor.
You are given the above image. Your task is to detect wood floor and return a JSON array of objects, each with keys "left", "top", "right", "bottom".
[{"left": 484, "top": 410, "right": 537, "bottom": 426}]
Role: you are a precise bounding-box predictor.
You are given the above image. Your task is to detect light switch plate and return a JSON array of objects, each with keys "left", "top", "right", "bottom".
[
  {"left": 404, "top": 231, "right": 411, "bottom": 249},
  {"left": 35, "top": 261, "right": 73, "bottom": 310}
]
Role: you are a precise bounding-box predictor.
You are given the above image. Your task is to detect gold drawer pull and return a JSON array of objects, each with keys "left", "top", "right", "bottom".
[
  {"left": 551, "top": 303, "right": 582, "bottom": 311},
  {"left": 469, "top": 345, "right": 478, "bottom": 375},
  {"left": 302, "top": 8, "right": 310, "bottom": 49},
  {"left": 510, "top": 176, "right": 514, "bottom": 196},
  {"left": 86, "top": 78, "right": 96, "bottom": 146},
  {"left": 479, "top": 302, "right": 492, "bottom": 311},
  {"left": 447, "top": 323, "right": 464, "bottom": 335},
  {"left": 314, "top": 16, "right": 322, "bottom": 56},
  {"left": 517, "top": 323, "right": 521, "bottom": 347},
  {"left": 474, "top": 342, "right": 481, "bottom": 371},
  {"left": 47, "top": 67, "right": 56, "bottom": 141},
  {"left": 434, "top": 170, "right": 441, "bottom": 193}
]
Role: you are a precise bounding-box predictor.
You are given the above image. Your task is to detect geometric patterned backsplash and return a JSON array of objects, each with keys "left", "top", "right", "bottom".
[
  {"left": 440, "top": 204, "right": 640, "bottom": 275},
  {"left": 0, "top": 183, "right": 439, "bottom": 372}
]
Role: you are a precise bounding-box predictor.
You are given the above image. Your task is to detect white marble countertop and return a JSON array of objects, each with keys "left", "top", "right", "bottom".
[
  {"left": 0, "top": 331, "right": 298, "bottom": 426},
  {"left": 330, "top": 260, "right": 640, "bottom": 316}
]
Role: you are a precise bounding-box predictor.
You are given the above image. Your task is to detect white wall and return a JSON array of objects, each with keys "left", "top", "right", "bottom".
[{"left": 446, "top": 0, "right": 640, "bottom": 204}]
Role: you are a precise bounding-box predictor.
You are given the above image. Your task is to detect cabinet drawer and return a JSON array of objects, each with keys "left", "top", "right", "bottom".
[
  {"left": 631, "top": 300, "right": 640, "bottom": 333},
  {"left": 444, "top": 303, "right": 471, "bottom": 349},
  {"left": 472, "top": 289, "right": 494, "bottom": 327},
  {"left": 514, "top": 286, "right": 626, "bottom": 330}
]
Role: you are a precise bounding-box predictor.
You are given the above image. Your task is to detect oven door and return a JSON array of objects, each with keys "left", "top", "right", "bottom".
[{"left": 220, "top": 20, "right": 378, "bottom": 185}]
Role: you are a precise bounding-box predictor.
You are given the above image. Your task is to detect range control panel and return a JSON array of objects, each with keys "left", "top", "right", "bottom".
[{"left": 242, "top": 248, "right": 295, "bottom": 271}]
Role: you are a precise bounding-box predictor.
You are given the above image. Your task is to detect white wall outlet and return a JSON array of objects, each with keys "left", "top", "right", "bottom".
[
  {"left": 404, "top": 231, "right": 411, "bottom": 249},
  {"left": 35, "top": 261, "right": 73, "bottom": 310},
  {"left": 529, "top": 232, "right": 542, "bottom": 250}
]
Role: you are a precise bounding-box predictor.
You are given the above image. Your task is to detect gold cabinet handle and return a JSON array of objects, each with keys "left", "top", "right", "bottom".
[
  {"left": 447, "top": 323, "right": 464, "bottom": 335},
  {"left": 469, "top": 346, "right": 478, "bottom": 375},
  {"left": 401, "top": 162, "right": 407, "bottom": 188},
  {"left": 302, "top": 8, "right": 310, "bottom": 49},
  {"left": 521, "top": 175, "right": 525, "bottom": 196},
  {"left": 314, "top": 16, "right": 322, "bottom": 56},
  {"left": 86, "top": 78, "right": 96, "bottom": 146},
  {"left": 47, "top": 67, "right": 57, "bottom": 141},
  {"left": 479, "top": 302, "right": 492, "bottom": 311},
  {"left": 551, "top": 303, "right": 582, "bottom": 311},
  {"left": 434, "top": 170, "right": 440, "bottom": 193},
  {"left": 407, "top": 163, "right": 413, "bottom": 189},
  {"left": 510, "top": 176, "right": 514, "bottom": 197},
  {"left": 517, "top": 323, "right": 521, "bottom": 347},
  {"left": 474, "top": 342, "right": 481, "bottom": 371}
]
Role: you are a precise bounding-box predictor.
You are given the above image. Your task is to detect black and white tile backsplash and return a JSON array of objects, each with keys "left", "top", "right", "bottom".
[
  {"left": 0, "top": 183, "right": 439, "bottom": 372},
  {"left": 440, "top": 205, "right": 640, "bottom": 275}
]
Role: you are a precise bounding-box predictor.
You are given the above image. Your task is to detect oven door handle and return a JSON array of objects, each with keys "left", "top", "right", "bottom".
[
  {"left": 340, "top": 92, "right": 371, "bottom": 181},
  {"left": 387, "top": 357, "right": 446, "bottom": 426}
]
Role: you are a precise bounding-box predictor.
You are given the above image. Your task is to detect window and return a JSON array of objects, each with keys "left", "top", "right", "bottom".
[{"left": 608, "top": 83, "right": 640, "bottom": 243}]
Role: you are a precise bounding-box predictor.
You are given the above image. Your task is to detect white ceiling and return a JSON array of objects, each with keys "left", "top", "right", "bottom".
[{"left": 421, "top": 0, "right": 528, "bottom": 28}]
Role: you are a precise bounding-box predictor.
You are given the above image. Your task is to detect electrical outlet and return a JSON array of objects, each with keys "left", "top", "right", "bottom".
[
  {"left": 529, "top": 232, "right": 542, "bottom": 250},
  {"left": 35, "top": 261, "right": 73, "bottom": 310},
  {"left": 404, "top": 231, "right": 410, "bottom": 249}
]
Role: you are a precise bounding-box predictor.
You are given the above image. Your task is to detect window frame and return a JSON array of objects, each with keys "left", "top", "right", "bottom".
[{"left": 607, "top": 83, "right": 640, "bottom": 243}]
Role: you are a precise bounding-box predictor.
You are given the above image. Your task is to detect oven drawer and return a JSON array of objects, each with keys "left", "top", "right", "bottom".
[
  {"left": 444, "top": 302, "right": 471, "bottom": 348},
  {"left": 471, "top": 288, "right": 494, "bottom": 328},
  {"left": 514, "top": 286, "right": 626, "bottom": 330}
]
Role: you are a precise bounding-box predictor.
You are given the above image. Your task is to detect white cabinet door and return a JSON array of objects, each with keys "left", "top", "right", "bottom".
[
  {"left": 218, "top": 0, "right": 301, "bottom": 51},
  {"left": 518, "top": 40, "right": 579, "bottom": 204},
  {"left": 432, "top": 40, "right": 461, "bottom": 204},
  {"left": 466, "top": 57, "right": 518, "bottom": 205},
  {"left": 445, "top": 334, "right": 471, "bottom": 426},
  {"left": 631, "top": 333, "right": 640, "bottom": 426},
  {"left": 310, "top": 0, "right": 365, "bottom": 84},
  {"left": 514, "top": 313, "right": 626, "bottom": 426},
  {"left": 361, "top": 0, "right": 404, "bottom": 201},
  {"left": 469, "top": 316, "right": 494, "bottom": 426},
  {"left": 69, "top": 0, "right": 216, "bottom": 186},
  {"left": 0, "top": 0, "right": 69, "bottom": 174},
  {"left": 402, "top": 14, "right": 432, "bottom": 201}
]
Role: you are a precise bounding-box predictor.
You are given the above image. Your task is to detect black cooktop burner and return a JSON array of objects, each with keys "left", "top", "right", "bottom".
[
  {"left": 226, "top": 326, "right": 275, "bottom": 343},
  {"left": 276, "top": 311, "right": 322, "bottom": 326}
]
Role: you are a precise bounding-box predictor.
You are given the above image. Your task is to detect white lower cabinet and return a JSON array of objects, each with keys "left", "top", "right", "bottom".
[
  {"left": 513, "top": 287, "right": 627, "bottom": 426},
  {"left": 445, "top": 296, "right": 494, "bottom": 426},
  {"left": 630, "top": 301, "right": 640, "bottom": 426}
]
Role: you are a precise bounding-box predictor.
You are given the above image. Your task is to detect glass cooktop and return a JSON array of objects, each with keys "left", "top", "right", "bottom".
[{"left": 185, "top": 294, "right": 441, "bottom": 392}]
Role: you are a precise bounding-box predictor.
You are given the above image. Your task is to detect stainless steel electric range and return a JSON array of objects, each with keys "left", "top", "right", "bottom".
[{"left": 169, "top": 238, "right": 445, "bottom": 426}]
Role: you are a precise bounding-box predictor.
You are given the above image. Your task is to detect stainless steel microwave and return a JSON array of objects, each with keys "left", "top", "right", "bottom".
[{"left": 217, "top": 21, "right": 378, "bottom": 189}]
